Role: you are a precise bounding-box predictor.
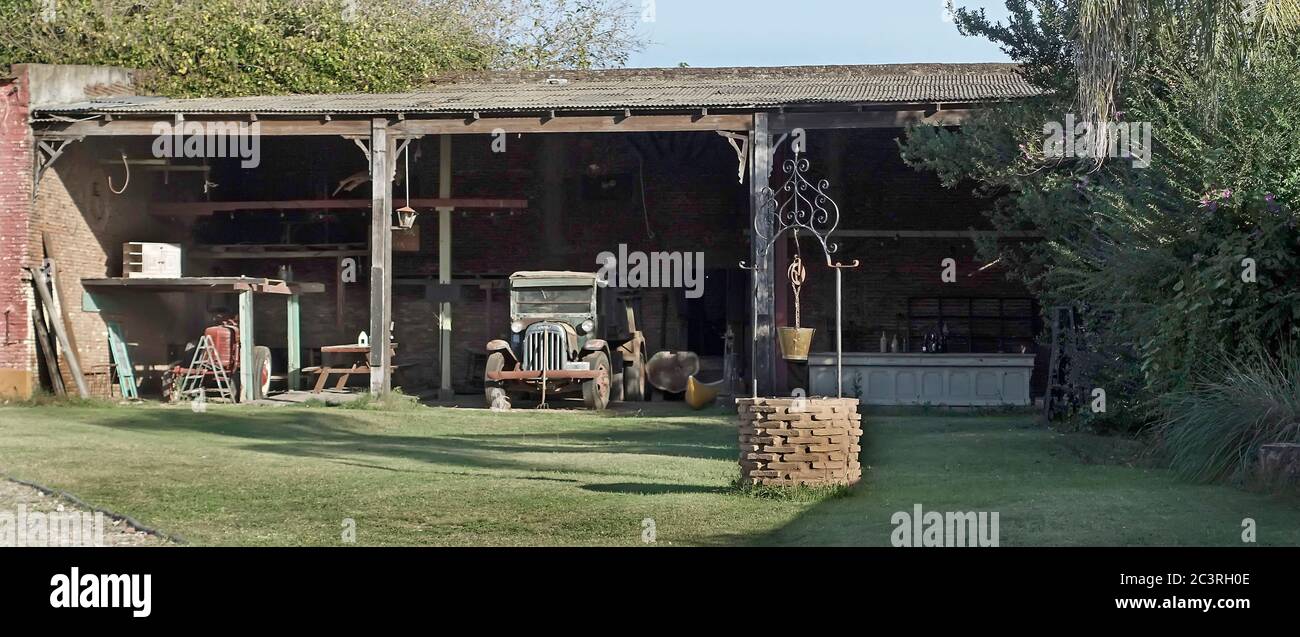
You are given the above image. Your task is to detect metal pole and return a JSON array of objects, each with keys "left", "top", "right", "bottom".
[{"left": 836, "top": 266, "right": 843, "bottom": 398}]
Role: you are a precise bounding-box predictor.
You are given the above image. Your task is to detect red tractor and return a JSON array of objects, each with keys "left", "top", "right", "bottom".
[{"left": 163, "top": 317, "right": 271, "bottom": 403}]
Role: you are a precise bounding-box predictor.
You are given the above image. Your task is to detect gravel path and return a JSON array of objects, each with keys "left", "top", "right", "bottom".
[{"left": 1, "top": 479, "right": 169, "bottom": 547}]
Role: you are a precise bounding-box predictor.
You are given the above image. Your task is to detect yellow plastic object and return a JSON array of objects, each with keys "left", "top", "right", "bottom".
[{"left": 686, "top": 375, "right": 723, "bottom": 410}]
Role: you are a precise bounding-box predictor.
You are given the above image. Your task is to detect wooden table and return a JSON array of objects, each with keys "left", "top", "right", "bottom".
[{"left": 303, "top": 343, "right": 397, "bottom": 393}]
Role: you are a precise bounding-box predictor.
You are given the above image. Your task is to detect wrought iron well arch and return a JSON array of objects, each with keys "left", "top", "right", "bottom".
[{"left": 741, "top": 150, "right": 859, "bottom": 398}]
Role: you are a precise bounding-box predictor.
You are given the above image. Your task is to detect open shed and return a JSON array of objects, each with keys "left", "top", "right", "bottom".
[{"left": 1, "top": 62, "right": 1047, "bottom": 405}]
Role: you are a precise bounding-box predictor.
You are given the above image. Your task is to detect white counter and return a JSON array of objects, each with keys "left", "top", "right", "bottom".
[{"left": 807, "top": 352, "right": 1036, "bottom": 406}]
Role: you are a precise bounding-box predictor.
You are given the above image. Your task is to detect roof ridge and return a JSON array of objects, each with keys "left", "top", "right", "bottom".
[{"left": 428, "top": 63, "right": 1024, "bottom": 86}]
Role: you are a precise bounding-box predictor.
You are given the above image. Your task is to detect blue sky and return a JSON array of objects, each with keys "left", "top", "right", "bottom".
[{"left": 626, "top": 0, "right": 1012, "bottom": 68}]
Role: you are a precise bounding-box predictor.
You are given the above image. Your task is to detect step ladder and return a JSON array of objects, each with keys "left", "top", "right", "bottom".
[
  {"left": 106, "top": 322, "right": 138, "bottom": 400},
  {"left": 179, "top": 335, "right": 235, "bottom": 403}
]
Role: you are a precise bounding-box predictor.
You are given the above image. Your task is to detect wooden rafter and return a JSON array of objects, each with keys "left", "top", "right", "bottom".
[
  {"left": 149, "top": 198, "right": 527, "bottom": 217},
  {"left": 34, "top": 113, "right": 755, "bottom": 138}
]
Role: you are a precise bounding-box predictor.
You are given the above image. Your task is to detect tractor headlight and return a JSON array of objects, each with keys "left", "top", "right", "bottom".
[
  {"left": 580, "top": 319, "right": 595, "bottom": 333},
  {"left": 510, "top": 321, "right": 525, "bottom": 334}
]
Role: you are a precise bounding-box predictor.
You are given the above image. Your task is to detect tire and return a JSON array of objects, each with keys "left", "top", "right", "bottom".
[
  {"left": 622, "top": 354, "right": 646, "bottom": 402},
  {"left": 485, "top": 352, "right": 507, "bottom": 406},
  {"left": 251, "top": 346, "right": 272, "bottom": 401},
  {"left": 581, "top": 351, "right": 611, "bottom": 410}
]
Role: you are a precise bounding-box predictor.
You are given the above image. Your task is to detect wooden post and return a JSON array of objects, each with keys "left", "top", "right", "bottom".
[
  {"left": 369, "top": 119, "right": 394, "bottom": 395},
  {"left": 335, "top": 256, "right": 346, "bottom": 336},
  {"left": 774, "top": 230, "right": 789, "bottom": 395},
  {"left": 541, "top": 136, "right": 566, "bottom": 256},
  {"left": 750, "top": 113, "right": 775, "bottom": 396},
  {"left": 438, "top": 135, "right": 454, "bottom": 399},
  {"left": 287, "top": 293, "right": 301, "bottom": 391},
  {"left": 30, "top": 266, "right": 89, "bottom": 398},
  {"left": 238, "top": 289, "right": 255, "bottom": 402}
]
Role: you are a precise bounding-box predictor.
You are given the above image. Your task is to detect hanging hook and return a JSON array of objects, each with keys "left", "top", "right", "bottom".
[{"left": 107, "top": 150, "right": 130, "bottom": 195}]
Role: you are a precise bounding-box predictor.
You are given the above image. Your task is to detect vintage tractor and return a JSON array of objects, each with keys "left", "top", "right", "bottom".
[
  {"left": 162, "top": 316, "right": 272, "bottom": 403},
  {"left": 484, "top": 271, "right": 647, "bottom": 409}
]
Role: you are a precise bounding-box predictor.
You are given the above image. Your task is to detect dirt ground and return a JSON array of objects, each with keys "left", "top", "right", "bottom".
[{"left": 0, "top": 479, "right": 169, "bottom": 547}]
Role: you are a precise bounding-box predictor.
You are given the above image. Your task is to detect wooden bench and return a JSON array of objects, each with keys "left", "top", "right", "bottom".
[
  {"left": 304, "top": 343, "right": 399, "bottom": 393},
  {"left": 301, "top": 364, "right": 401, "bottom": 393}
]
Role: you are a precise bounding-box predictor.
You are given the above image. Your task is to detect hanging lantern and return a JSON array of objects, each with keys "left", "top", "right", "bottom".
[
  {"left": 778, "top": 253, "right": 815, "bottom": 361},
  {"left": 392, "top": 141, "right": 418, "bottom": 230},
  {"left": 393, "top": 205, "right": 418, "bottom": 230}
]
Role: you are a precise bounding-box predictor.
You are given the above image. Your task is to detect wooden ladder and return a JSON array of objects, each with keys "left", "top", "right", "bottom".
[{"left": 106, "top": 322, "right": 139, "bottom": 400}]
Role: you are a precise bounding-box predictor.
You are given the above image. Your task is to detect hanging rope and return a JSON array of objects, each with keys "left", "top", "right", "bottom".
[
  {"left": 403, "top": 143, "right": 412, "bottom": 208},
  {"left": 107, "top": 150, "right": 130, "bottom": 195}
]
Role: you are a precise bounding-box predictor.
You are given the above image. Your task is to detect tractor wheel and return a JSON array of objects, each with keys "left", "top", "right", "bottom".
[
  {"left": 252, "top": 346, "right": 272, "bottom": 400},
  {"left": 485, "top": 352, "right": 507, "bottom": 406},
  {"left": 622, "top": 353, "right": 647, "bottom": 402},
  {"left": 581, "top": 351, "right": 611, "bottom": 410}
]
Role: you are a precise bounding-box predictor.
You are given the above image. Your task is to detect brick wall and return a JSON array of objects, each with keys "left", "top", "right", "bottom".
[
  {"left": 28, "top": 138, "right": 172, "bottom": 396},
  {"left": 0, "top": 70, "right": 34, "bottom": 397}
]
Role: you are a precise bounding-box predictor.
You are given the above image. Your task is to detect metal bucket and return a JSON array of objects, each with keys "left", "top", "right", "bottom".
[{"left": 778, "top": 327, "right": 816, "bottom": 361}]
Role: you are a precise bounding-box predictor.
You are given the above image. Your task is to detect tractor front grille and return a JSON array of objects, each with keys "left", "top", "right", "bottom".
[{"left": 522, "top": 324, "right": 568, "bottom": 372}]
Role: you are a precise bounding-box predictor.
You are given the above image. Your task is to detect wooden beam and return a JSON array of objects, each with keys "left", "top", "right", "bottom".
[
  {"left": 81, "top": 277, "right": 324, "bottom": 295},
  {"left": 192, "top": 248, "right": 370, "bottom": 260},
  {"left": 438, "top": 135, "right": 454, "bottom": 399},
  {"left": 369, "top": 119, "right": 394, "bottom": 395},
  {"left": 287, "top": 293, "right": 302, "bottom": 391},
  {"left": 238, "top": 289, "right": 255, "bottom": 403},
  {"left": 831, "top": 230, "right": 1044, "bottom": 239},
  {"left": 38, "top": 118, "right": 371, "bottom": 138},
  {"left": 395, "top": 114, "right": 753, "bottom": 135},
  {"left": 36, "top": 113, "right": 754, "bottom": 138},
  {"left": 30, "top": 266, "right": 90, "bottom": 398},
  {"left": 768, "top": 109, "right": 972, "bottom": 132},
  {"left": 750, "top": 113, "right": 774, "bottom": 396},
  {"left": 150, "top": 198, "right": 527, "bottom": 216},
  {"left": 40, "top": 235, "right": 84, "bottom": 385}
]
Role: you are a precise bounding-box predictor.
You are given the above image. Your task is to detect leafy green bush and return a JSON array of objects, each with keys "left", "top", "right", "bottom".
[
  {"left": 1155, "top": 347, "right": 1300, "bottom": 483},
  {"left": 0, "top": 0, "right": 644, "bottom": 97}
]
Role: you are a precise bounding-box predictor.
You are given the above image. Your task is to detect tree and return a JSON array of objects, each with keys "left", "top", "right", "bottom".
[
  {"left": 0, "top": 0, "right": 646, "bottom": 97},
  {"left": 1068, "top": 0, "right": 1299, "bottom": 145},
  {"left": 905, "top": 1, "right": 1300, "bottom": 430},
  {"left": 461, "top": 0, "right": 646, "bottom": 70}
]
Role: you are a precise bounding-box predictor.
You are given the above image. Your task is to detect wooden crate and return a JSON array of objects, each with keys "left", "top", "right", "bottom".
[{"left": 123, "top": 242, "right": 183, "bottom": 278}]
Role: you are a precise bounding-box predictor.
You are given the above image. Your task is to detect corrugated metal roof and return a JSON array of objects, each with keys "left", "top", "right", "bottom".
[{"left": 38, "top": 63, "right": 1039, "bottom": 115}]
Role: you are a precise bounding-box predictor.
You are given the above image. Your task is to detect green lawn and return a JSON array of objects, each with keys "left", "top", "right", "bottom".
[{"left": 0, "top": 401, "right": 1295, "bottom": 546}]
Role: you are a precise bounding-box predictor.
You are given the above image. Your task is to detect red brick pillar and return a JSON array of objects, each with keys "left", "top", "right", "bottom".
[{"left": 0, "top": 67, "right": 34, "bottom": 399}]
